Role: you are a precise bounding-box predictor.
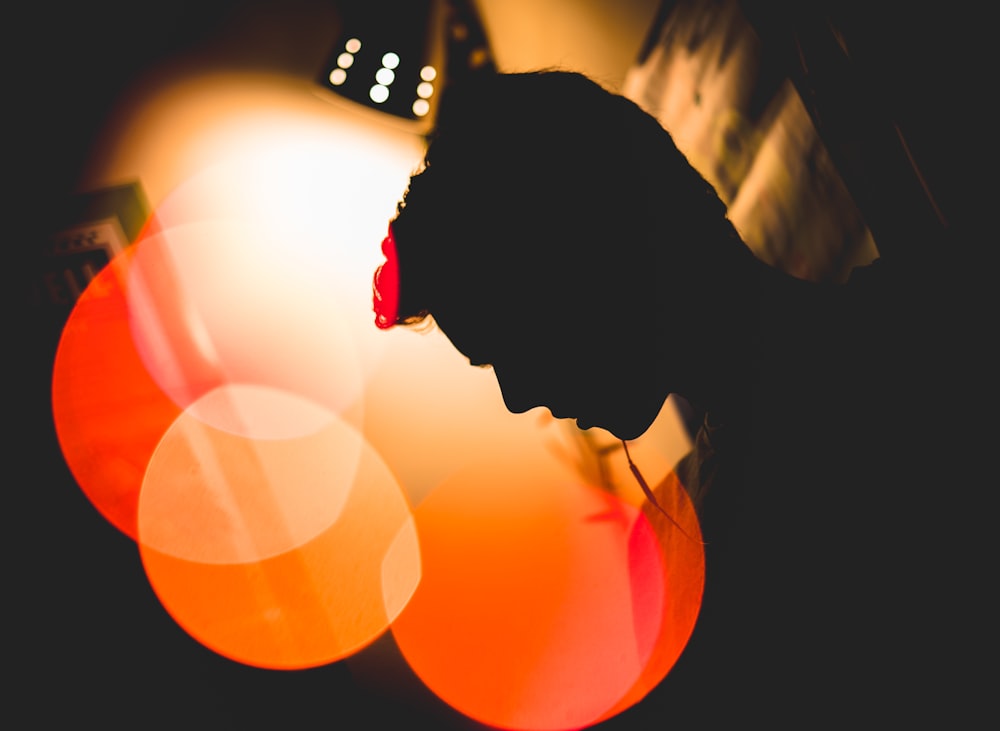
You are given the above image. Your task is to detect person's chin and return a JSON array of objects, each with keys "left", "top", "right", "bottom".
[{"left": 577, "top": 415, "right": 649, "bottom": 442}]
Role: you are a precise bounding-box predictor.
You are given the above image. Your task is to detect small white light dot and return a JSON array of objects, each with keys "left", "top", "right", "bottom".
[
  {"left": 420, "top": 66, "right": 437, "bottom": 82},
  {"left": 382, "top": 52, "right": 400, "bottom": 69},
  {"left": 328, "top": 68, "right": 347, "bottom": 86},
  {"left": 369, "top": 84, "right": 389, "bottom": 103},
  {"left": 337, "top": 52, "right": 354, "bottom": 69},
  {"left": 345, "top": 38, "right": 361, "bottom": 53},
  {"left": 375, "top": 67, "right": 395, "bottom": 86},
  {"left": 416, "top": 81, "right": 434, "bottom": 99},
  {"left": 412, "top": 99, "right": 430, "bottom": 117}
]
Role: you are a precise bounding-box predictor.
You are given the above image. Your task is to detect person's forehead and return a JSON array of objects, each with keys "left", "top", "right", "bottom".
[
  {"left": 431, "top": 307, "right": 497, "bottom": 364},
  {"left": 437, "top": 303, "right": 584, "bottom": 369}
]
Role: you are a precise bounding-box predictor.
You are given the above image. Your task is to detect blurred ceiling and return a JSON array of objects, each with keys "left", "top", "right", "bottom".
[{"left": 15, "top": 1, "right": 986, "bottom": 219}]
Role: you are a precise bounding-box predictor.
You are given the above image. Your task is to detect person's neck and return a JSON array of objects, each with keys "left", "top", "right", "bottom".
[{"left": 665, "top": 254, "right": 833, "bottom": 421}]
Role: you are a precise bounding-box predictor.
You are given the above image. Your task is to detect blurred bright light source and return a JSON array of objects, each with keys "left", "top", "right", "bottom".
[
  {"left": 124, "top": 219, "right": 364, "bottom": 438},
  {"left": 67, "top": 67, "right": 700, "bottom": 724},
  {"left": 316, "top": 0, "right": 447, "bottom": 126},
  {"left": 138, "top": 408, "right": 364, "bottom": 565},
  {"left": 88, "top": 72, "right": 426, "bottom": 376},
  {"left": 69, "top": 71, "right": 428, "bottom": 536},
  {"left": 391, "top": 458, "right": 703, "bottom": 730},
  {"left": 61, "top": 71, "right": 428, "bottom": 671},
  {"left": 412, "top": 99, "right": 430, "bottom": 117},
  {"left": 140, "top": 421, "right": 419, "bottom": 669}
]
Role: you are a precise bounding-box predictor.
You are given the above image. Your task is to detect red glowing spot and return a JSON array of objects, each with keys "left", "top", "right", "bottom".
[
  {"left": 373, "top": 226, "right": 399, "bottom": 329},
  {"left": 390, "top": 465, "right": 704, "bottom": 730},
  {"left": 595, "top": 470, "right": 705, "bottom": 724},
  {"left": 52, "top": 247, "right": 181, "bottom": 539}
]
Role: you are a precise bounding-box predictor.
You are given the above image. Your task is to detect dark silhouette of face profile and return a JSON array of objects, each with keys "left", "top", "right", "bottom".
[
  {"left": 376, "top": 70, "right": 757, "bottom": 440},
  {"left": 370, "top": 67, "right": 993, "bottom": 730}
]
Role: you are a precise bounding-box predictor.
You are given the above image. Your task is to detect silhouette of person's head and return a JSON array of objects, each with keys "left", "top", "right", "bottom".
[{"left": 376, "top": 71, "right": 759, "bottom": 440}]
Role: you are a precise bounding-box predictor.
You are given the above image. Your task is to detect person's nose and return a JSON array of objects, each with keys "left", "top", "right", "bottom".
[{"left": 493, "top": 364, "right": 539, "bottom": 414}]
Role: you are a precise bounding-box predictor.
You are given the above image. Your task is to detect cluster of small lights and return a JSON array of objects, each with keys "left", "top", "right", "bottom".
[
  {"left": 369, "top": 52, "right": 399, "bottom": 104},
  {"left": 412, "top": 65, "right": 436, "bottom": 117},
  {"left": 328, "top": 37, "right": 362, "bottom": 86},
  {"left": 327, "top": 36, "right": 437, "bottom": 118}
]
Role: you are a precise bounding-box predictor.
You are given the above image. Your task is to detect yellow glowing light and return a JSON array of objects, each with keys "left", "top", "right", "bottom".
[
  {"left": 369, "top": 84, "right": 389, "bottom": 103},
  {"left": 337, "top": 52, "right": 354, "bottom": 69},
  {"left": 375, "top": 68, "right": 395, "bottom": 86},
  {"left": 412, "top": 99, "right": 430, "bottom": 117},
  {"left": 345, "top": 38, "right": 361, "bottom": 53},
  {"left": 416, "top": 82, "right": 434, "bottom": 99},
  {"left": 328, "top": 68, "right": 347, "bottom": 86},
  {"left": 419, "top": 66, "right": 436, "bottom": 81},
  {"left": 381, "top": 52, "right": 400, "bottom": 69}
]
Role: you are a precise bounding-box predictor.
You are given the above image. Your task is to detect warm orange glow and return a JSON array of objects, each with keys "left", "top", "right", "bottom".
[
  {"left": 52, "top": 244, "right": 179, "bottom": 539},
  {"left": 595, "top": 470, "right": 705, "bottom": 723},
  {"left": 53, "top": 237, "right": 422, "bottom": 668},
  {"left": 55, "top": 68, "right": 700, "bottom": 712},
  {"left": 390, "top": 462, "right": 703, "bottom": 730},
  {"left": 137, "top": 408, "right": 363, "bottom": 564},
  {"left": 85, "top": 72, "right": 427, "bottom": 392},
  {"left": 141, "top": 433, "right": 420, "bottom": 669}
]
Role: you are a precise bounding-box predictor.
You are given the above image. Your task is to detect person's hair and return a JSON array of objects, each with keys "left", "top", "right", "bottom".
[{"left": 389, "top": 70, "right": 745, "bottom": 339}]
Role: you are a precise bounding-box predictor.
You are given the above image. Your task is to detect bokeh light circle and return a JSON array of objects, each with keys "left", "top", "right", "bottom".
[
  {"left": 140, "top": 424, "right": 421, "bottom": 669},
  {"left": 391, "top": 464, "right": 704, "bottom": 730},
  {"left": 597, "top": 470, "right": 706, "bottom": 723},
  {"left": 137, "top": 404, "right": 364, "bottom": 564}
]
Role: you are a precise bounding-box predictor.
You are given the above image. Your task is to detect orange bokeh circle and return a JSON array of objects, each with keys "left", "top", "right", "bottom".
[
  {"left": 391, "top": 464, "right": 704, "bottom": 730},
  {"left": 52, "top": 247, "right": 181, "bottom": 538},
  {"left": 140, "top": 423, "right": 421, "bottom": 670}
]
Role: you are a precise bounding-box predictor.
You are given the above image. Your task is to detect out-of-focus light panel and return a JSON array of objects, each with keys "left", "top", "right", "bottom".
[{"left": 317, "top": 0, "right": 441, "bottom": 122}]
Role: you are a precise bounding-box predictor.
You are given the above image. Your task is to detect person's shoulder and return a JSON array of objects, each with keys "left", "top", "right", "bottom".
[{"left": 844, "top": 226, "right": 978, "bottom": 319}]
